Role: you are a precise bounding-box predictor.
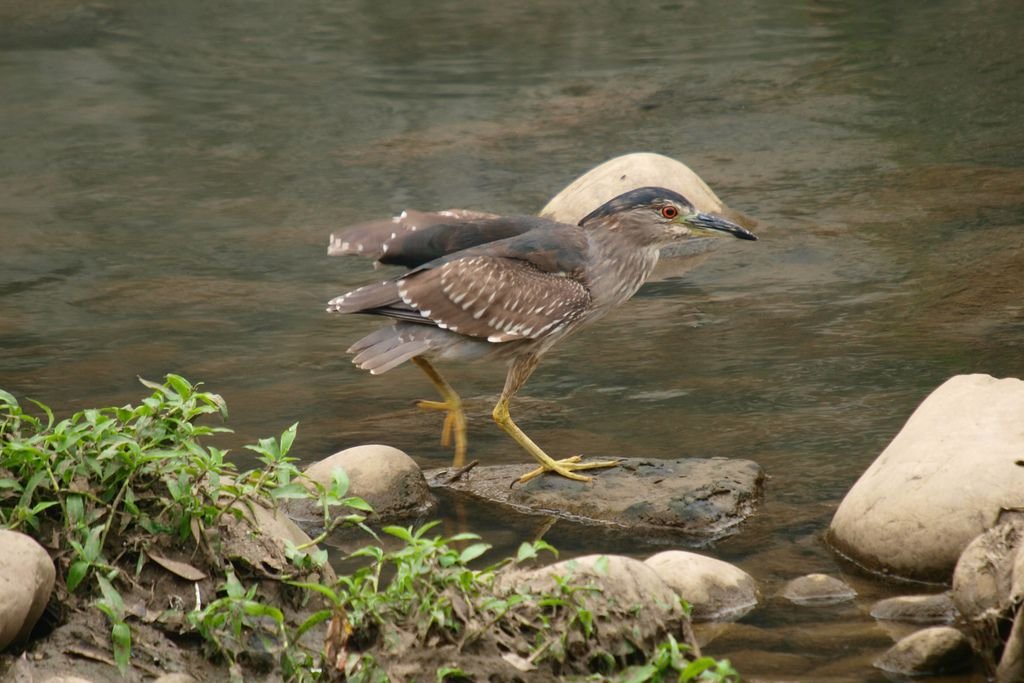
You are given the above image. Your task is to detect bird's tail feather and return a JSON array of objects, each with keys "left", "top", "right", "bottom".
[{"left": 348, "top": 323, "right": 436, "bottom": 374}]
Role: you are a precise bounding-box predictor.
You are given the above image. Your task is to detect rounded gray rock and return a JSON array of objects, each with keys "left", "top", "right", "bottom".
[
  {"left": 873, "top": 626, "right": 973, "bottom": 675},
  {"left": 645, "top": 550, "right": 758, "bottom": 621},
  {"left": 0, "top": 529, "right": 55, "bottom": 650},
  {"left": 429, "top": 457, "right": 763, "bottom": 538},
  {"left": 781, "top": 573, "right": 856, "bottom": 606}
]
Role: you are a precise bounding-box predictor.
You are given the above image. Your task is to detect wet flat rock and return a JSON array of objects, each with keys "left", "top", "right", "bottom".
[{"left": 427, "top": 457, "right": 764, "bottom": 538}]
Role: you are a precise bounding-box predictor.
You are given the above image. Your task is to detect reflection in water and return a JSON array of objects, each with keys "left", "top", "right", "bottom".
[{"left": 1, "top": 1, "right": 1022, "bottom": 679}]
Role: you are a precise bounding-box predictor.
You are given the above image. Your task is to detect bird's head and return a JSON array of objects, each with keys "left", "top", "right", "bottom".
[{"left": 578, "top": 187, "right": 757, "bottom": 246}]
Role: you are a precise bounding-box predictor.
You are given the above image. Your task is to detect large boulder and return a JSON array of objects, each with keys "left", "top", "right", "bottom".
[
  {"left": 429, "top": 456, "right": 764, "bottom": 539},
  {"left": 0, "top": 529, "right": 55, "bottom": 650},
  {"left": 828, "top": 374, "right": 1024, "bottom": 581}
]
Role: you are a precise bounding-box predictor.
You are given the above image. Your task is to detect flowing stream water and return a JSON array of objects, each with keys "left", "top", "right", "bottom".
[{"left": 2, "top": 2, "right": 1023, "bottom": 679}]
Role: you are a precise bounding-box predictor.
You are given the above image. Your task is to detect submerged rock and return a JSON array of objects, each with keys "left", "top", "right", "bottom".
[
  {"left": 644, "top": 550, "right": 758, "bottom": 621},
  {"left": 828, "top": 374, "right": 1024, "bottom": 582},
  {"left": 428, "top": 456, "right": 763, "bottom": 539},
  {"left": 870, "top": 593, "right": 958, "bottom": 624},
  {"left": 873, "top": 626, "right": 973, "bottom": 676},
  {"left": 781, "top": 574, "right": 856, "bottom": 606},
  {"left": 0, "top": 529, "right": 55, "bottom": 651}
]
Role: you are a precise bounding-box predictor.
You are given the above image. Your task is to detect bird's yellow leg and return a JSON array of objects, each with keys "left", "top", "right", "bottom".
[
  {"left": 493, "top": 355, "right": 620, "bottom": 484},
  {"left": 411, "top": 356, "right": 467, "bottom": 467}
]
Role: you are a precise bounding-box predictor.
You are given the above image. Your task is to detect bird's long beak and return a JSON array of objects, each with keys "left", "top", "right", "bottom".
[{"left": 686, "top": 212, "right": 758, "bottom": 241}]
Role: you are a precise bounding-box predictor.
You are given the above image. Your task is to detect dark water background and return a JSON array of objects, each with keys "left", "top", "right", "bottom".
[{"left": 2, "top": 1, "right": 1023, "bottom": 679}]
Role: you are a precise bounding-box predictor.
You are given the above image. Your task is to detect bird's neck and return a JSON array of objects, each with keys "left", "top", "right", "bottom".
[{"left": 584, "top": 230, "right": 660, "bottom": 307}]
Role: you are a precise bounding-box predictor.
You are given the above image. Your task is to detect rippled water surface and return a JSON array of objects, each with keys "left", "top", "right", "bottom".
[{"left": 3, "top": 1, "right": 1023, "bottom": 679}]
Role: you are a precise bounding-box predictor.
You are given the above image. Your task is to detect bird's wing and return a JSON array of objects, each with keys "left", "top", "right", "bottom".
[
  {"left": 328, "top": 210, "right": 492, "bottom": 260},
  {"left": 328, "top": 223, "right": 594, "bottom": 340},
  {"left": 328, "top": 210, "right": 561, "bottom": 269},
  {"left": 397, "top": 256, "right": 592, "bottom": 342}
]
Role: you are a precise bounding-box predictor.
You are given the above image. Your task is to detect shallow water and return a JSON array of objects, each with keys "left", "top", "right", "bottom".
[{"left": 2, "top": 1, "right": 1023, "bottom": 679}]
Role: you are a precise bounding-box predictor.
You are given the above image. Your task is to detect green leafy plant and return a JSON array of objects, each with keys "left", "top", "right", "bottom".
[
  {"left": 1, "top": 379, "right": 742, "bottom": 682},
  {"left": 616, "top": 634, "right": 741, "bottom": 682},
  {"left": 0, "top": 376, "right": 346, "bottom": 676}
]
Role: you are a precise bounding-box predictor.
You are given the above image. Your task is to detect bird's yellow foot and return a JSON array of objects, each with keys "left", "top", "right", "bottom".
[
  {"left": 516, "top": 455, "right": 621, "bottom": 485},
  {"left": 416, "top": 398, "right": 468, "bottom": 467}
]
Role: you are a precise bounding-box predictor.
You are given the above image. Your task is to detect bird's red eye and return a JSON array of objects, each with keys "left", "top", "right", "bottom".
[{"left": 660, "top": 205, "right": 679, "bottom": 219}]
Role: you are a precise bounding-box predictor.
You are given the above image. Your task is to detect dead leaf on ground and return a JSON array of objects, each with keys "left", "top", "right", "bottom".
[{"left": 147, "top": 551, "right": 208, "bottom": 581}]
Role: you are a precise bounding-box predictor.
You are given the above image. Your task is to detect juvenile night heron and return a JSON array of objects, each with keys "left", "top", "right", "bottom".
[{"left": 327, "top": 187, "right": 757, "bottom": 483}]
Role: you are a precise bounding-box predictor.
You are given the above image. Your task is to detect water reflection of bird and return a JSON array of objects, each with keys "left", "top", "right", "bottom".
[{"left": 327, "top": 187, "right": 757, "bottom": 484}]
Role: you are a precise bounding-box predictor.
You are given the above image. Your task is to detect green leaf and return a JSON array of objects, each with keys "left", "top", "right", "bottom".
[
  {"left": 138, "top": 376, "right": 174, "bottom": 398},
  {"left": 516, "top": 542, "right": 537, "bottom": 563},
  {"left": 620, "top": 664, "right": 657, "bottom": 683},
  {"left": 66, "top": 494, "right": 85, "bottom": 525},
  {"left": 295, "top": 609, "right": 333, "bottom": 640},
  {"left": 96, "top": 574, "right": 125, "bottom": 615},
  {"left": 458, "top": 543, "right": 491, "bottom": 565},
  {"left": 270, "top": 482, "right": 312, "bottom": 500},
  {"left": 593, "top": 555, "right": 610, "bottom": 575},
  {"left": 436, "top": 665, "right": 467, "bottom": 680},
  {"left": 680, "top": 657, "right": 715, "bottom": 679},
  {"left": 330, "top": 468, "right": 350, "bottom": 499},
  {"left": 279, "top": 423, "right": 298, "bottom": 457},
  {"left": 342, "top": 496, "right": 373, "bottom": 512},
  {"left": 383, "top": 525, "right": 414, "bottom": 542},
  {"left": 66, "top": 560, "right": 90, "bottom": 592},
  {"left": 223, "top": 571, "right": 246, "bottom": 599},
  {"left": 164, "top": 374, "right": 193, "bottom": 398},
  {"left": 289, "top": 580, "right": 342, "bottom": 604},
  {"left": 83, "top": 525, "right": 104, "bottom": 562},
  {"left": 27, "top": 398, "right": 55, "bottom": 429},
  {"left": 111, "top": 621, "right": 132, "bottom": 675},
  {"left": 412, "top": 520, "right": 441, "bottom": 539},
  {"left": 241, "top": 600, "right": 284, "bottom": 624},
  {"left": 350, "top": 545, "right": 384, "bottom": 562}
]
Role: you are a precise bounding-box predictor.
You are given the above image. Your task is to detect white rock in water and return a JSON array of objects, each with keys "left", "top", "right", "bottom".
[
  {"left": 541, "top": 152, "right": 729, "bottom": 222},
  {"left": 645, "top": 550, "right": 758, "bottom": 621},
  {"left": 781, "top": 573, "right": 857, "bottom": 605},
  {"left": 829, "top": 374, "right": 1024, "bottom": 581},
  {"left": 299, "top": 444, "right": 434, "bottom": 520}
]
